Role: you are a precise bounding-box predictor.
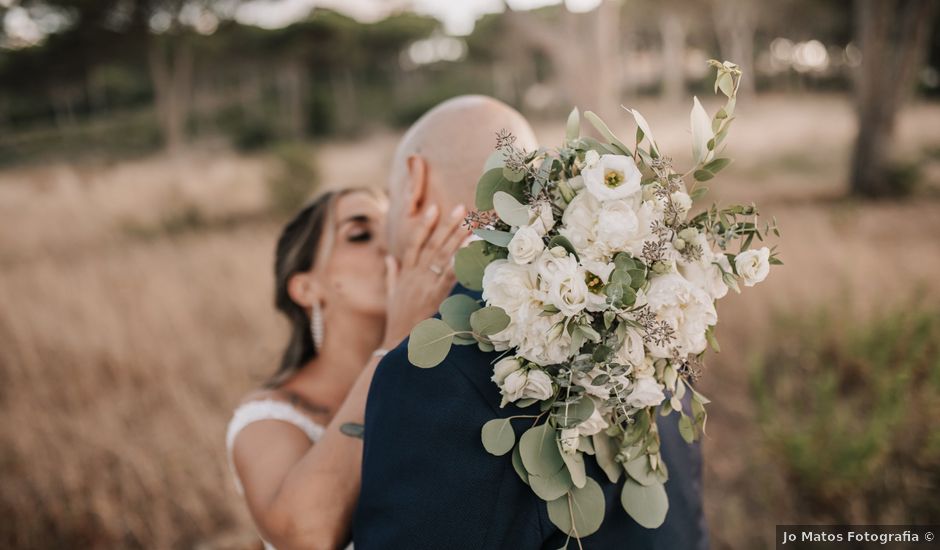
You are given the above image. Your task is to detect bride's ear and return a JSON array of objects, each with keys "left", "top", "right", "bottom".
[
  {"left": 405, "top": 154, "right": 428, "bottom": 216},
  {"left": 286, "top": 271, "right": 321, "bottom": 310}
]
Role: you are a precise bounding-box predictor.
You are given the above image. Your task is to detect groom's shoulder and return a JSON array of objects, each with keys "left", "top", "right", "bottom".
[{"left": 371, "top": 334, "right": 502, "bottom": 414}]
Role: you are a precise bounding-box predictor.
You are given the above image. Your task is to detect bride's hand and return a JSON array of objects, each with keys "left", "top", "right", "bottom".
[{"left": 381, "top": 203, "right": 468, "bottom": 349}]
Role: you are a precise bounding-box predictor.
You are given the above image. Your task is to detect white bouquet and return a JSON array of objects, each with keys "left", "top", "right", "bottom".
[{"left": 408, "top": 60, "right": 780, "bottom": 543}]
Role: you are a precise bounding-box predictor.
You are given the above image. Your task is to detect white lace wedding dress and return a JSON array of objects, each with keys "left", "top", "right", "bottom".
[{"left": 226, "top": 399, "right": 333, "bottom": 550}]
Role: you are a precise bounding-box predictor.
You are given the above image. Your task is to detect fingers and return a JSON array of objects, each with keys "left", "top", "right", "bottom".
[
  {"left": 384, "top": 255, "right": 399, "bottom": 299},
  {"left": 403, "top": 204, "right": 439, "bottom": 268},
  {"left": 418, "top": 204, "right": 467, "bottom": 268}
]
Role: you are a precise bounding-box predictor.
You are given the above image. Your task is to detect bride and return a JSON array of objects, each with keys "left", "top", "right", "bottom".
[{"left": 226, "top": 187, "right": 467, "bottom": 549}]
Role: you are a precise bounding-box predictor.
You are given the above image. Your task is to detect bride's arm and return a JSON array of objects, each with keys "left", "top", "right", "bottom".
[{"left": 231, "top": 203, "right": 467, "bottom": 550}]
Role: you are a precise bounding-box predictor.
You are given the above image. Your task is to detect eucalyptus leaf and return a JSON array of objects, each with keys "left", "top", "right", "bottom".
[
  {"left": 454, "top": 240, "right": 495, "bottom": 291},
  {"left": 678, "top": 414, "right": 695, "bottom": 444},
  {"left": 547, "top": 478, "right": 606, "bottom": 538},
  {"left": 475, "top": 168, "right": 509, "bottom": 210},
  {"left": 621, "top": 479, "right": 668, "bottom": 529},
  {"left": 503, "top": 165, "right": 526, "bottom": 183},
  {"left": 693, "top": 169, "right": 715, "bottom": 182},
  {"left": 554, "top": 397, "right": 595, "bottom": 429},
  {"left": 584, "top": 111, "right": 631, "bottom": 155},
  {"left": 512, "top": 444, "right": 530, "bottom": 486},
  {"left": 473, "top": 228, "right": 513, "bottom": 247},
  {"left": 481, "top": 418, "right": 516, "bottom": 456},
  {"left": 493, "top": 191, "right": 532, "bottom": 227},
  {"left": 407, "top": 318, "right": 454, "bottom": 368},
  {"left": 623, "top": 453, "right": 659, "bottom": 486},
  {"left": 560, "top": 446, "right": 587, "bottom": 489},
  {"left": 530, "top": 463, "right": 573, "bottom": 501},
  {"left": 439, "top": 294, "right": 480, "bottom": 334},
  {"left": 547, "top": 235, "right": 579, "bottom": 260},
  {"left": 592, "top": 433, "right": 623, "bottom": 483},
  {"left": 628, "top": 108, "right": 658, "bottom": 155},
  {"left": 566, "top": 107, "right": 580, "bottom": 142},
  {"left": 520, "top": 422, "right": 564, "bottom": 477},
  {"left": 704, "top": 157, "right": 732, "bottom": 174},
  {"left": 483, "top": 149, "right": 507, "bottom": 172},
  {"left": 470, "top": 306, "right": 510, "bottom": 336}
]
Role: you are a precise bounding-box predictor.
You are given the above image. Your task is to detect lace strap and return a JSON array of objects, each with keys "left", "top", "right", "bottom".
[
  {"left": 226, "top": 399, "right": 326, "bottom": 495},
  {"left": 226, "top": 399, "right": 326, "bottom": 451}
]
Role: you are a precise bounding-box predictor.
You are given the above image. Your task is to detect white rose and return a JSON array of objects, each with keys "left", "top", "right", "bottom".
[
  {"left": 522, "top": 369, "right": 554, "bottom": 401},
  {"left": 644, "top": 272, "right": 718, "bottom": 358},
  {"left": 482, "top": 260, "right": 539, "bottom": 312},
  {"left": 559, "top": 191, "right": 599, "bottom": 251},
  {"left": 496, "top": 303, "right": 574, "bottom": 365},
  {"left": 595, "top": 201, "right": 640, "bottom": 252},
  {"left": 560, "top": 428, "right": 580, "bottom": 455},
  {"left": 735, "top": 247, "right": 771, "bottom": 287},
  {"left": 543, "top": 255, "right": 591, "bottom": 316},
  {"left": 626, "top": 376, "right": 666, "bottom": 408},
  {"left": 528, "top": 201, "right": 555, "bottom": 236},
  {"left": 582, "top": 154, "right": 642, "bottom": 202},
  {"left": 575, "top": 407, "right": 610, "bottom": 437},
  {"left": 492, "top": 357, "right": 523, "bottom": 386},
  {"left": 507, "top": 226, "right": 544, "bottom": 265},
  {"left": 615, "top": 326, "right": 646, "bottom": 367},
  {"left": 499, "top": 369, "right": 528, "bottom": 407}
]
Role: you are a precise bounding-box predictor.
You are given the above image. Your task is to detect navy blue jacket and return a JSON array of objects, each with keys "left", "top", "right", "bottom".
[{"left": 353, "top": 286, "right": 708, "bottom": 549}]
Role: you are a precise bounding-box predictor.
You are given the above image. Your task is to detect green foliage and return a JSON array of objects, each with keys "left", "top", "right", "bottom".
[
  {"left": 752, "top": 305, "right": 940, "bottom": 523},
  {"left": 620, "top": 478, "right": 669, "bottom": 528},
  {"left": 407, "top": 318, "right": 455, "bottom": 368},
  {"left": 267, "top": 144, "right": 319, "bottom": 217},
  {"left": 547, "top": 478, "right": 606, "bottom": 538},
  {"left": 481, "top": 418, "right": 515, "bottom": 456}
]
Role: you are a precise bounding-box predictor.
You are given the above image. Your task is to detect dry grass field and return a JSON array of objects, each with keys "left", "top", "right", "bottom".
[{"left": 1, "top": 95, "right": 939, "bottom": 549}]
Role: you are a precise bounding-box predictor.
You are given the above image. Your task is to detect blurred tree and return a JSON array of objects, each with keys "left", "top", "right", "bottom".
[
  {"left": 850, "top": 0, "right": 938, "bottom": 197},
  {"left": 711, "top": 0, "right": 756, "bottom": 97}
]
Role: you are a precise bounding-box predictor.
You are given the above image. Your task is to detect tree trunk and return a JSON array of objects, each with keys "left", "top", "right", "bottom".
[
  {"left": 277, "top": 60, "right": 306, "bottom": 141},
  {"left": 712, "top": 0, "right": 756, "bottom": 98},
  {"left": 659, "top": 12, "right": 686, "bottom": 103},
  {"left": 849, "top": 0, "right": 936, "bottom": 197},
  {"left": 148, "top": 37, "right": 194, "bottom": 153}
]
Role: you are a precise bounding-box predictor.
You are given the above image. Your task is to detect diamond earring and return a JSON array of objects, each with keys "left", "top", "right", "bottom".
[{"left": 311, "top": 302, "right": 325, "bottom": 351}]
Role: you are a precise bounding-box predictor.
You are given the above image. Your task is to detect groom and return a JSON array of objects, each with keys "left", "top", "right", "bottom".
[{"left": 353, "top": 96, "right": 708, "bottom": 549}]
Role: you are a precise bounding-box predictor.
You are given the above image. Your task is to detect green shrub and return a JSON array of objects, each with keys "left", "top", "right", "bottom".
[
  {"left": 267, "top": 144, "right": 319, "bottom": 217},
  {"left": 752, "top": 304, "right": 940, "bottom": 524}
]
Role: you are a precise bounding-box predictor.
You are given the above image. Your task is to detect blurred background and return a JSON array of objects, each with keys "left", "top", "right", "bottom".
[{"left": 1, "top": 0, "right": 939, "bottom": 548}]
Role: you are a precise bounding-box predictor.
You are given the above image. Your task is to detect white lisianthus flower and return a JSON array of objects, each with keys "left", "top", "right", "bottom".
[
  {"left": 567, "top": 174, "right": 585, "bottom": 192},
  {"left": 507, "top": 226, "right": 544, "bottom": 265},
  {"left": 560, "top": 428, "right": 580, "bottom": 455},
  {"left": 581, "top": 258, "right": 616, "bottom": 284},
  {"left": 522, "top": 369, "right": 554, "bottom": 401},
  {"left": 499, "top": 369, "right": 528, "bottom": 407},
  {"left": 644, "top": 273, "right": 718, "bottom": 357},
  {"left": 735, "top": 247, "right": 771, "bottom": 287},
  {"left": 633, "top": 356, "right": 656, "bottom": 379},
  {"left": 575, "top": 407, "right": 610, "bottom": 437},
  {"left": 528, "top": 201, "right": 555, "bottom": 236},
  {"left": 583, "top": 150, "right": 600, "bottom": 169},
  {"left": 626, "top": 376, "right": 666, "bottom": 408},
  {"left": 482, "top": 260, "right": 539, "bottom": 312},
  {"left": 492, "top": 303, "right": 574, "bottom": 365},
  {"left": 492, "top": 357, "right": 523, "bottom": 386},
  {"left": 582, "top": 154, "right": 643, "bottom": 202},
  {"left": 678, "top": 233, "right": 730, "bottom": 301},
  {"left": 622, "top": 200, "right": 660, "bottom": 258}
]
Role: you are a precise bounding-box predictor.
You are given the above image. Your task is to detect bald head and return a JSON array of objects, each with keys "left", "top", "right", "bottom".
[
  {"left": 385, "top": 95, "right": 537, "bottom": 259},
  {"left": 391, "top": 95, "right": 537, "bottom": 211}
]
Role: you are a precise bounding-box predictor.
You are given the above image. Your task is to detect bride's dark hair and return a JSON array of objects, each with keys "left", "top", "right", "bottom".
[{"left": 270, "top": 188, "right": 364, "bottom": 387}]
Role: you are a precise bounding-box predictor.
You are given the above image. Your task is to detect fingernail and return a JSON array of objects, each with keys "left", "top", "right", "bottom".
[
  {"left": 424, "top": 204, "right": 438, "bottom": 220},
  {"left": 451, "top": 204, "right": 466, "bottom": 219}
]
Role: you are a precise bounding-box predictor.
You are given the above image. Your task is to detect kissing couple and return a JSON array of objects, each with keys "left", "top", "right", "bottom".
[{"left": 226, "top": 95, "right": 708, "bottom": 550}]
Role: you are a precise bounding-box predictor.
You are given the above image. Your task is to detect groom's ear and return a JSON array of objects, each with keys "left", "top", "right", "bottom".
[{"left": 404, "top": 154, "right": 428, "bottom": 216}]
